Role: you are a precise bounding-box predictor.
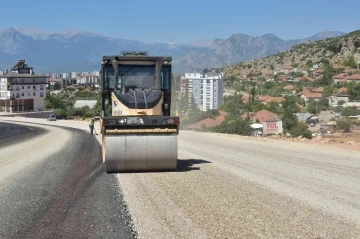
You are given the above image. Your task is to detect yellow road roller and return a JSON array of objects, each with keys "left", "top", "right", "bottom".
[{"left": 99, "top": 51, "right": 180, "bottom": 173}]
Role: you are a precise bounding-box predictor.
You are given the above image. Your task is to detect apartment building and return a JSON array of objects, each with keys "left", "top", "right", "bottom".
[
  {"left": 181, "top": 69, "right": 224, "bottom": 111},
  {"left": 0, "top": 60, "right": 48, "bottom": 112},
  {"left": 76, "top": 74, "right": 99, "bottom": 85},
  {"left": 70, "top": 72, "right": 77, "bottom": 79}
]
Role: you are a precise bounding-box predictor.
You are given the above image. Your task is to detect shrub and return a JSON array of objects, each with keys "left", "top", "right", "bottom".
[
  {"left": 289, "top": 122, "right": 313, "bottom": 139},
  {"left": 54, "top": 108, "right": 67, "bottom": 119},
  {"left": 336, "top": 119, "right": 351, "bottom": 132}
]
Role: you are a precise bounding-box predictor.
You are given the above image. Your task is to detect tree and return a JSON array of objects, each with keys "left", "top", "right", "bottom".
[
  {"left": 344, "top": 56, "right": 357, "bottom": 68},
  {"left": 332, "top": 105, "right": 343, "bottom": 113},
  {"left": 319, "top": 65, "right": 335, "bottom": 86},
  {"left": 306, "top": 100, "right": 318, "bottom": 114},
  {"left": 213, "top": 118, "right": 251, "bottom": 136},
  {"left": 54, "top": 82, "right": 61, "bottom": 90},
  {"left": 205, "top": 109, "right": 220, "bottom": 119},
  {"left": 347, "top": 82, "right": 360, "bottom": 100},
  {"left": 306, "top": 60, "right": 313, "bottom": 68},
  {"left": 250, "top": 86, "right": 256, "bottom": 102},
  {"left": 45, "top": 95, "right": 67, "bottom": 109},
  {"left": 296, "top": 97, "right": 306, "bottom": 107},
  {"left": 323, "top": 86, "right": 335, "bottom": 98},
  {"left": 281, "top": 95, "right": 312, "bottom": 138},
  {"left": 93, "top": 94, "right": 102, "bottom": 115},
  {"left": 290, "top": 122, "right": 312, "bottom": 139},
  {"left": 306, "top": 98, "right": 329, "bottom": 114},
  {"left": 320, "top": 58, "right": 330, "bottom": 66},
  {"left": 342, "top": 106, "right": 360, "bottom": 117},
  {"left": 336, "top": 119, "right": 351, "bottom": 132},
  {"left": 338, "top": 100, "right": 345, "bottom": 106},
  {"left": 244, "top": 100, "right": 265, "bottom": 113},
  {"left": 263, "top": 81, "right": 275, "bottom": 89},
  {"left": 227, "top": 75, "right": 237, "bottom": 85},
  {"left": 266, "top": 101, "right": 283, "bottom": 115},
  {"left": 54, "top": 108, "right": 67, "bottom": 119},
  {"left": 282, "top": 96, "right": 299, "bottom": 131}
]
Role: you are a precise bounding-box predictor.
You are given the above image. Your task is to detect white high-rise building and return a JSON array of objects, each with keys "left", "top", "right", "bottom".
[
  {"left": 181, "top": 69, "right": 224, "bottom": 111},
  {"left": 91, "top": 71, "right": 100, "bottom": 77},
  {"left": 70, "top": 72, "right": 77, "bottom": 79}
]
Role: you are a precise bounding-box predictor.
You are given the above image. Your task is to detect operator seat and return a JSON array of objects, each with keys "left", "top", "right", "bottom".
[{"left": 114, "top": 88, "right": 162, "bottom": 109}]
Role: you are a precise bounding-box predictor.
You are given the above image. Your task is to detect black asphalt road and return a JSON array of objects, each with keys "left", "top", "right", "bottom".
[
  {"left": 0, "top": 122, "right": 137, "bottom": 239},
  {"left": 0, "top": 122, "right": 48, "bottom": 148}
]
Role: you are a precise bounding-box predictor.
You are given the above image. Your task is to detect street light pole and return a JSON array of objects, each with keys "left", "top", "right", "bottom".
[{"left": 315, "top": 98, "right": 319, "bottom": 116}]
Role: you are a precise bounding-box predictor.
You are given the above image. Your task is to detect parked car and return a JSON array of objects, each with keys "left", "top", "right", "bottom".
[{"left": 47, "top": 114, "right": 57, "bottom": 121}]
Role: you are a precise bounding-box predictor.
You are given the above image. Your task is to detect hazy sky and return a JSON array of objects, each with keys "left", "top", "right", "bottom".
[{"left": 0, "top": 0, "right": 359, "bottom": 43}]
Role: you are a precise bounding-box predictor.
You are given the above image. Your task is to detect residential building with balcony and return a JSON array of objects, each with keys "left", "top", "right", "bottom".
[
  {"left": 0, "top": 60, "right": 48, "bottom": 113},
  {"left": 70, "top": 72, "right": 77, "bottom": 79},
  {"left": 181, "top": 69, "right": 224, "bottom": 111}
]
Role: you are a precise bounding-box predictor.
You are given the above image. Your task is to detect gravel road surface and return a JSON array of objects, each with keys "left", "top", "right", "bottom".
[
  {"left": 118, "top": 131, "right": 360, "bottom": 239},
  {"left": 1, "top": 117, "right": 360, "bottom": 239},
  {"left": 0, "top": 120, "right": 136, "bottom": 239}
]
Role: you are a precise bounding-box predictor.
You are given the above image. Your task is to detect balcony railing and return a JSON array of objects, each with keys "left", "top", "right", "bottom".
[{"left": 9, "top": 81, "right": 47, "bottom": 85}]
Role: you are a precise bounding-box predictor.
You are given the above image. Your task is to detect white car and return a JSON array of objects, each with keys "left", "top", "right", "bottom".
[{"left": 47, "top": 114, "right": 57, "bottom": 121}]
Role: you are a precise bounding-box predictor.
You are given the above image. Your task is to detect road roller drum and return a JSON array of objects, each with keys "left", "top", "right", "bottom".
[{"left": 103, "top": 134, "right": 178, "bottom": 173}]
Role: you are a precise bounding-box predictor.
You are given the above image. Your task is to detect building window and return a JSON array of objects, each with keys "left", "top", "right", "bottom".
[
  {"left": 40, "top": 93, "right": 44, "bottom": 97},
  {"left": 21, "top": 93, "right": 24, "bottom": 96},
  {"left": 33, "top": 93, "right": 36, "bottom": 96},
  {"left": 21, "top": 86, "right": 24, "bottom": 89},
  {"left": 27, "top": 86, "right": 30, "bottom": 89}
]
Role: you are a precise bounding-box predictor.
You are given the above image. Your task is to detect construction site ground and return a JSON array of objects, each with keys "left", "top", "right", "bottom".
[{"left": 1, "top": 116, "right": 360, "bottom": 239}]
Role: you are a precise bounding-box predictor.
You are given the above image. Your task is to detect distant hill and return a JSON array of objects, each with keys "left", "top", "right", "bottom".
[
  {"left": 0, "top": 27, "right": 347, "bottom": 73},
  {"left": 224, "top": 30, "right": 360, "bottom": 74}
]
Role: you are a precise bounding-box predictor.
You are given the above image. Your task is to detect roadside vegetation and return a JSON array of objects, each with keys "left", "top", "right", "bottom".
[
  {"left": 45, "top": 86, "right": 100, "bottom": 120},
  {"left": 175, "top": 62, "right": 360, "bottom": 139}
]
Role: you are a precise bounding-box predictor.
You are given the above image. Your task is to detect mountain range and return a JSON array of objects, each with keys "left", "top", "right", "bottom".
[
  {"left": 0, "top": 27, "right": 347, "bottom": 74},
  {"left": 224, "top": 29, "right": 360, "bottom": 75}
]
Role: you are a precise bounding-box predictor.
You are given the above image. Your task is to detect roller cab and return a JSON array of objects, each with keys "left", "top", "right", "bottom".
[{"left": 99, "top": 51, "right": 180, "bottom": 173}]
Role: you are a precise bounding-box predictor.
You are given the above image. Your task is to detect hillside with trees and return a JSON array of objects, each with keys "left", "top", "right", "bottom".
[{"left": 225, "top": 30, "right": 360, "bottom": 74}]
